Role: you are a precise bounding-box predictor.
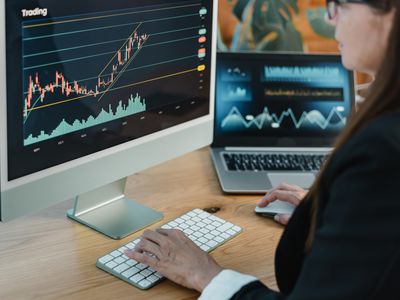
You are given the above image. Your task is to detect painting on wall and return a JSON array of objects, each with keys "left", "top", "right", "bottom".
[{"left": 218, "top": 0, "right": 338, "bottom": 53}]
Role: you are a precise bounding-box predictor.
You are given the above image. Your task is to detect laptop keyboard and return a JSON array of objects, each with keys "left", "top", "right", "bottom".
[{"left": 223, "top": 153, "right": 327, "bottom": 172}]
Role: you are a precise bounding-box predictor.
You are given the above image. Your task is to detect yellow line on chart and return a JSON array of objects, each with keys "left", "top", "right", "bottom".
[
  {"left": 23, "top": 4, "right": 200, "bottom": 29},
  {"left": 25, "top": 68, "right": 198, "bottom": 112}
]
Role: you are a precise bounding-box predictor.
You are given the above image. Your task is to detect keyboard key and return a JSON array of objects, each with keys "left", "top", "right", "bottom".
[
  {"left": 187, "top": 211, "right": 196, "bottom": 217},
  {"left": 193, "top": 231, "right": 202, "bottom": 238},
  {"left": 202, "top": 218, "right": 212, "bottom": 224},
  {"left": 197, "top": 237, "right": 208, "bottom": 244},
  {"left": 198, "top": 212, "right": 210, "bottom": 219},
  {"left": 232, "top": 226, "right": 241, "bottom": 232},
  {"left": 118, "top": 246, "right": 128, "bottom": 252},
  {"left": 98, "top": 255, "right": 113, "bottom": 264},
  {"left": 175, "top": 218, "right": 184, "bottom": 224},
  {"left": 199, "top": 228, "right": 209, "bottom": 235},
  {"left": 136, "top": 263, "right": 148, "bottom": 270},
  {"left": 200, "top": 244, "right": 211, "bottom": 251},
  {"left": 126, "top": 259, "right": 137, "bottom": 266},
  {"left": 105, "top": 261, "right": 118, "bottom": 269},
  {"left": 147, "top": 275, "right": 159, "bottom": 283},
  {"left": 217, "top": 222, "right": 234, "bottom": 233},
  {"left": 190, "top": 225, "right": 200, "bottom": 231},
  {"left": 178, "top": 223, "right": 189, "bottom": 229},
  {"left": 197, "top": 221, "right": 206, "bottom": 228},
  {"left": 126, "top": 243, "right": 135, "bottom": 249},
  {"left": 168, "top": 221, "right": 178, "bottom": 227},
  {"left": 114, "top": 257, "right": 126, "bottom": 264},
  {"left": 205, "top": 233, "right": 215, "bottom": 240},
  {"left": 121, "top": 266, "right": 140, "bottom": 278},
  {"left": 206, "top": 224, "right": 216, "bottom": 231},
  {"left": 114, "top": 263, "right": 130, "bottom": 274},
  {"left": 214, "top": 236, "right": 224, "bottom": 243},
  {"left": 186, "top": 220, "right": 195, "bottom": 226},
  {"left": 211, "top": 221, "right": 222, "bottom": 227},
  {"left": 206, "top": 240, "right": 218, "bottom": 248},
  {"left": 130, "top": 274, "right": 145, "bottom": 283},
  {"left": 140, "top": 269, "right": 153, "bottom": 277},
  {"left": 210, "top": 215, "right": 224, "bottom": 223},
  {"left": 183, "top": 228, "right": 194, "bottom": 235},
  {"left": 226, "top": 229, "right": 237, "bottom": 236},
  {"left": 110, "top": 250, "right": 121, "bottom": 257},
  {"left": 221, "top": 232, "right": 231, "bottom": 240},
  {"left": 211, "top": 230, "right": 221, "bottom": 236},
  {"left": 138, "top": 279, "right": 152, "bottom": 288}
]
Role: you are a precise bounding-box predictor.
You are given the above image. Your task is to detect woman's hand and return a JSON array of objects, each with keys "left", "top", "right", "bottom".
[
  {"left": 258, "top": 183, "right": 307, "bottom": 225},
  {"left": 124, "top": 229, "right": 223, "bottom": 292}
]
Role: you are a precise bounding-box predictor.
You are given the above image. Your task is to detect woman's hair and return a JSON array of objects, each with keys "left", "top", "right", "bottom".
[{"left": 306, "top": 0, "right": 400, "bottom": 250}]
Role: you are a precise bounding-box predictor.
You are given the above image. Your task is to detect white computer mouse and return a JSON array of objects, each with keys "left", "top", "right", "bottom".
[{"left": 254, "top": 200, "right": 296, "bottom": 217}]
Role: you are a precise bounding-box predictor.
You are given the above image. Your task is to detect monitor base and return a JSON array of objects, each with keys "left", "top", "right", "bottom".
[{"left": 67, "top": 178, "right": 163, "bottom": 239}]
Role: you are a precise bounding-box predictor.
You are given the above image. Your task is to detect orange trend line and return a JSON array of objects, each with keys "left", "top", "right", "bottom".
[{"left": 24, "top": 68, "right": 198, "bottom": 113}]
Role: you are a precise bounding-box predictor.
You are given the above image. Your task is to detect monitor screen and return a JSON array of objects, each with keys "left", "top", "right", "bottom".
[
  {"left": 213, "top": 52, "right": 354, "bottom": 148},
  {"left": 6, "top": 0, "right": 213, "bottom": 180}
]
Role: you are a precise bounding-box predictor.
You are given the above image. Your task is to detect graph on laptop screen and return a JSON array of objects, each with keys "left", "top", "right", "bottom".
[
  {"left": 215, "top": 53, "right": 353, "bottom": 143},
  {"left": 6, "top": 0, "right": 212, "bottom": 180}
]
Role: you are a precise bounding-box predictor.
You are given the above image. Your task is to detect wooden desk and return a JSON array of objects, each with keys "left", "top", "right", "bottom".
[{"left": 0, "top": 148, "right": 283, "bottom": 300}]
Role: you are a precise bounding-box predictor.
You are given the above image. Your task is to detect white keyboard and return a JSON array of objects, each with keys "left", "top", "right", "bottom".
[{"left": 96, "top": 208, "right": 242, "bottom": 290}]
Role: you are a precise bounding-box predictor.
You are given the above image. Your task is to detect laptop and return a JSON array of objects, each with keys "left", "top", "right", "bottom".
[{"left": 211, "top": 52, "right": 355, "bottom": 193}]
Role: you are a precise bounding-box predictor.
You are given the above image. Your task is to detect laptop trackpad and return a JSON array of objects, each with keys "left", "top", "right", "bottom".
[{"left": 268, "top": 173, "right": 315, "bottom": 189}]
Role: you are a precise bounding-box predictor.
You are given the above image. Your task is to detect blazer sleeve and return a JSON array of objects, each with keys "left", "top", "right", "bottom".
[{"left": 230, "top": 123, "right": 400, "bottom": 300}]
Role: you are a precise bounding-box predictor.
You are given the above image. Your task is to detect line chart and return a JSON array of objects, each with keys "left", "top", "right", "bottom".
[{"left": 221, "top": 106, "right": 347, "bottom": 131}]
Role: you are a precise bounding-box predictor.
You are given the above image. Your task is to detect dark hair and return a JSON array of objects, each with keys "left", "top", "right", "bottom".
[{"left": 306, "top": 0, "right": 400, "bottom": 250}]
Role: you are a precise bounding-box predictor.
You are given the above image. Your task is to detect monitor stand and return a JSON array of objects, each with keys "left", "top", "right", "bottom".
[{"left": 67, "top": 178, "right": 163, "bottom": 239}]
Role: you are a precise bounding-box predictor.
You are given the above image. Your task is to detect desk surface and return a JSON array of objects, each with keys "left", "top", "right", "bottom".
[{"left": 0, "top": 148, "right": 283, "bottom": 300}]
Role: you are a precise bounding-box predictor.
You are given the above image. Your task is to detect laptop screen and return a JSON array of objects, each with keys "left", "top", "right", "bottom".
[{"left": 213, "top": 52, "right": 355, "bottom": 148}]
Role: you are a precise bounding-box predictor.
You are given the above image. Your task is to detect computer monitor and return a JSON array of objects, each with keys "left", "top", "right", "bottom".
[{"left": 0, "top": 0, "right": 217, "bottom": 239}]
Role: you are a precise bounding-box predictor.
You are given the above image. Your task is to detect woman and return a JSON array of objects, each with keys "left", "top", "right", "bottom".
[{"left": 126, "top": 1, "right": 400, "bottom": 298}]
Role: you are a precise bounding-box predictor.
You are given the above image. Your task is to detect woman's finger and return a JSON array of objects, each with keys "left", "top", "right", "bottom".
[
  {"left": 261, "top": 190, "right": 302, "bottom": 206},
  {"left": 274, "top": 213, "right": 292, "bottom": 225},
  {"left": 135, "top": 238, "right": 163, "bottom": 259},
  {"left": 125, "top": 249, "right": 159, "bottom": 269},
  {"left": 258, "top": 192, "right": 280, "bottom": 207},
  {"left": 260, "top": 183, "right": 304, "bottom": 204},
  {"left": 276, "top": 182, "right": 302, "bottom": 192},
  {"left": 141, "top": 229, "right": 168, "bottom": 248}
]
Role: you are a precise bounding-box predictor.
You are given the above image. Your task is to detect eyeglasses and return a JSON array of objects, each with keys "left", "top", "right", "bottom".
[{"left": 326, "top": 0, "right": 367, "bottom": 20}]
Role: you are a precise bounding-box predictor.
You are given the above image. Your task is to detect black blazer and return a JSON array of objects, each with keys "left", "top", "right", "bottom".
[{"left": 231, "top": 112, "right": 400, "bottom": 300}]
